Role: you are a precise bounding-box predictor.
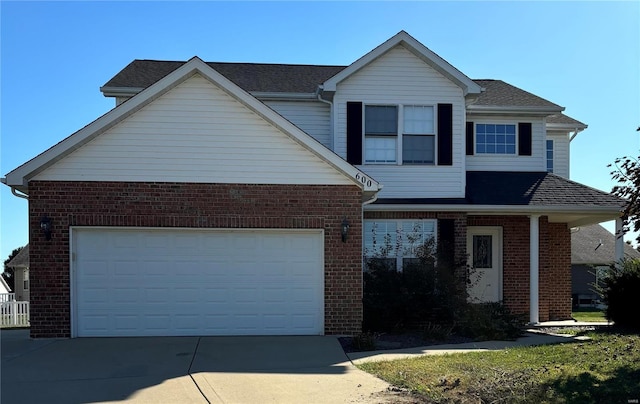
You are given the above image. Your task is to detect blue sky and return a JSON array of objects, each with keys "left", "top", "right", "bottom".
[{"left": 1, "top": 1, "right": 639, "bottom": 261}]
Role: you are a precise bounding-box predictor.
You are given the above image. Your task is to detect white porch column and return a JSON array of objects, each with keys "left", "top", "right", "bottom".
[
  {"left": 529, "top": 215, "right": 540, "bottom": 325},
  {"left": 615, "top": 218, "right": 624, "bottom": 265}
]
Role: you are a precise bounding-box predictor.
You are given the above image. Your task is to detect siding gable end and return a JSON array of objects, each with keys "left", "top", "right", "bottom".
[{"left": 33, "top": 74, "right": 355, "bottom": 186}]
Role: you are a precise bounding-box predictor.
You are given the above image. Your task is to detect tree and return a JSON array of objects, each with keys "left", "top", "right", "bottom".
[
  {"left": 3, "top": 247, "right": 24, "bottom": 291},
  {"left": 608, "top": 127, "right": 640, "bottom": 245}
]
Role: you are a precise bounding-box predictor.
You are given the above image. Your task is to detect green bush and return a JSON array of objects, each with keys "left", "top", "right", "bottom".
[
  {"left": 600, "top": 258, "right": 640, "bottom": 330},
  {"left": 363, "top": 237, "right": 470, "bottom": 332},
  {"left": 455, "top": 302, "right": 525, "bottom": 341}
]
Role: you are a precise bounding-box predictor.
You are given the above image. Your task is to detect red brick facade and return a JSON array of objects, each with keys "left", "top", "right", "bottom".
[{"left": 28, "top": 181, "right": 363, "bottom": 338}]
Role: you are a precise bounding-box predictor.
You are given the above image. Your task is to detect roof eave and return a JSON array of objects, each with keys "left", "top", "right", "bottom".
[
  {"left": 467, "top": 105, "right": 565, "bottom": 116},
  {"left": 100, "top": 86, "right": 144, "bottom": 98}
]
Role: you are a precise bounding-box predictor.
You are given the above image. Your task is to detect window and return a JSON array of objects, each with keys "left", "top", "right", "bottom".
[
  {"left": 365, "top": 105, "right": 397, "bottom": 163},
  {"left": 546, "top": 140, "right": 554, "bottom": 172},
  {"left": 364, "top": 220, "right": 437, "bottom": 271},
  {"left": 23, "top": 280, "right": 29, "bottom": 290},
  {"left": 476, "top": 124, "right": 516, "bottom": 154},
  {"left": 364, "top": 105, "right": 435, "bottom": 165},
  {"left": 403, "top": 106, "right": 435, "bottom": 164}
]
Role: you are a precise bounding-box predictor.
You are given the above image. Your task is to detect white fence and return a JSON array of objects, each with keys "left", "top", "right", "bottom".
[
  {"left": 0, "top": 293, "right": 16, "bottom": 302},
  {"left": 1, "top": 301, "right": 30, "bottom": 327}
]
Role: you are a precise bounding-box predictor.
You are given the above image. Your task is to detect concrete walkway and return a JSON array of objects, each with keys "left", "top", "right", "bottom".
[{"left": 348, "top": 324, "right": 600, "bottom": 365}]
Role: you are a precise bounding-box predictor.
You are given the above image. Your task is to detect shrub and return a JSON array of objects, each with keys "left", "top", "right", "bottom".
[
  {"left": 456, "top": 302, "right": 525, "bottom": 341},
  {"left": 599, "top": 258, "right": 640, "bottom": 330},
  {"left": 363, "top": 237, "right": 471, "bottom": 332},
  {"left": 351, "top": 332, "right": 377, "bottom": 351}
]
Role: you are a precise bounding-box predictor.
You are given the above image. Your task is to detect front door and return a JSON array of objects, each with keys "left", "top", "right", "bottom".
[{"left": 467, "top": 226, "right": 503, "bottom": 302}]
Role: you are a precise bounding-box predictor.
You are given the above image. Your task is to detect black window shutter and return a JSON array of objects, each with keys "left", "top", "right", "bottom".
[
  {"left": 466, "top": 122, "right": 474, "bottom": 155},
  {"left": 346, "top": 102, "right": 363, "bottom": 165},
  {"left": 437, "top": 104, "right": 453, "bottom": 165},
  {"left": 437, "top": 219, "right": 455, "bottom": 268},
  {"left": 518, "top": 122, "right": 532, "bottom": 156}
]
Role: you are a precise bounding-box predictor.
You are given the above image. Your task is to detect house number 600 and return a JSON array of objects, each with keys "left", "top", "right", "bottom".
[{"left": 355, "top": 173, "right": 372, "bottom": 187}]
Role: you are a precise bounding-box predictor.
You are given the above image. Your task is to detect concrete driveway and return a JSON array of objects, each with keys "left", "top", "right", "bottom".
[{"left": 1, "top": 329, "right": 391, "bottom": 404}]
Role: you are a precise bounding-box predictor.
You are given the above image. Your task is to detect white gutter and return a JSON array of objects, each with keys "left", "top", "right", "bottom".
[
  {"left": 365, "top": 203, "right": 622, "bottom": 215},
  {"left": 251, "top": 92, "right": 318, "bottom": 101},
  {"left": 316, "top": 88, "right": 334, "bottom": 150},
  {"left": 1, "top": 178, "right": 28, "bottom": 199},
  {"left": 467, "top": 105, "right": 564, "bottom": 115}
]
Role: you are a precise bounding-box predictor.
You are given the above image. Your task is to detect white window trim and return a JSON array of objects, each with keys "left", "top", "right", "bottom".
[
  {"left": 363, "top": 219, "right": 438, "bottom": 271},
  {"left": 363, "top": 104, "right": 437, "bottom": 165}
]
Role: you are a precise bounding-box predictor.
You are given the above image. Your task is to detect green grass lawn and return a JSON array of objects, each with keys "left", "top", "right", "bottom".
[
  {"left": 572, "top": 308, "right": 608, "bottom": 323},
  {"left": 358, "top": 329, "right": 640, "bottom": 403}
]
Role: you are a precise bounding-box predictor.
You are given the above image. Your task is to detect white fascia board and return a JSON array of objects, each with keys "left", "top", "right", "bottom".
[
  {"left": 322, "top": 31, "right": 482, "bottom": 96},
  {"left": 365, "top": 204, "right": 622, "bottom": 216},
  {"left": 5, "top": 57, "right": 381, "bottom": 194},
  {"left": 250, "top": 92, "right": 319, "bottom": 101},
  {"left": 547, "top": 122, "right": 588, "bottom": 131},
  {"left": 467, "top": 105, "right": 565, "bottom": 115}
]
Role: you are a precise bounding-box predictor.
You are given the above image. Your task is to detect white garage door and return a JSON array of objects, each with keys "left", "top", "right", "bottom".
[{"left": 72, "top": 228, "right": 324, "bottom": 337}]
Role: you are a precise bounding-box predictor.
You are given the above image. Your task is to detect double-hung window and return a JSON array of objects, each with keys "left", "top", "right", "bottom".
[
  {"left": 364, "top": 105, "right": 435, "bottom": 165},
  {"left": 403, "top": 106, "right": 435, "bottom": 164},
  {"left": 364, "top": 220, "right": 437, "bottom": 271}
]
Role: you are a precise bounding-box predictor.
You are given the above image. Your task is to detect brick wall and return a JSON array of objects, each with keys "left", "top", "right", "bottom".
[
  {"left": 28, "top": 181, "right": 363, "bottom": 338},
  {"left": 468, "top": 216, "right": 572, "bottom": 321}
]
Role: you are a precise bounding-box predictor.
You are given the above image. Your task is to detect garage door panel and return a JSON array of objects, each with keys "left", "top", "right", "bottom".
[{"left": 74, "top": 228, "right": 323, "bottom": 337}]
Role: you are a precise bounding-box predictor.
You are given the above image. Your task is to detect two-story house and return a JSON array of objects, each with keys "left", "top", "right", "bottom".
[{"left": 3, "top": 31, "right": 625, "bottom": 338}]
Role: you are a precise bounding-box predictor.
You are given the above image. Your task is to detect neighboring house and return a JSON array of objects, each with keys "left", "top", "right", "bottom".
[
  {"left": 571, "top": 225, "right": 640, "bottom": 307},
  {"left": 2, "top": 31, "right": 625, "bottom": 338},
  {"left": 6, "top": 245, "right": 30, "bottom": 302}
]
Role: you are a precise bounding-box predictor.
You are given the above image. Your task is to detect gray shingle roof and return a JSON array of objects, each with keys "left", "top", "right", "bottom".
[
  {"left": 375, "top": 171, "right": 625, "bottom": 208},
  {"left": 103, "top": 60, "right": 346, "bottom": 93},
  {"left": 102, "top": 60, "right": 572, "bottom": 114},
  {"left": 547, "top": 113, "right": 586, "bottom": 128},
  {"left": 6, "top": 245, "right": 28, "bottom": 269},
  {"left": 572, "top": 224, "right": 640, "bottom": 265}
]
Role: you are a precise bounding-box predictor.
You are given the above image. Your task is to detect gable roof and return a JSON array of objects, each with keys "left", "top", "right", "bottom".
[
  {"left": 321, "top": 31, "right": 482, "bottom": 96},
  {"left": 6, "top": 245, "right": 29, "bottom": 269},
  {"left": 0, "top": 276, "right": 10, "bottom": 293},
  {"left": 572, "top": 224, "right": 640, "bottom": 265},
  {"left": 3, "top": 57, "right": 380, "bottom": 196}
]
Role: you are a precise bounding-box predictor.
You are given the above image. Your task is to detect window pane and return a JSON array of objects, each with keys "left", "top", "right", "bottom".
[
  {"left": 363, "top": 221, "right": 397, "bottom": 257},
  {"left": 365, "top": 105, "right": 397, "bottom": 135},
  {"left": 546, "top": 140, "right": 554, "bottom": 173},
  {"left": 365, "top": 136, "right": 396, "bottom": 163},
  {"left": 473, "top": 235, "right": 492, "bottom": 268},
  {"left": 402, "top": 134, "right": 434, "bottom": 164},
  {"left": 475, "top": 124, "right": 516, "bottom": 154},
  {"left": 403, "top": 106, "right": 434, "bottom": 134},
  {"left": 401, "top": 221, "right": 436, "bottom": 258}
]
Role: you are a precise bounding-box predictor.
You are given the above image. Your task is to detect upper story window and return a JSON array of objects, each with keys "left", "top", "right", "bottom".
[
  {"left": 364, "top": 105, "right": 435, "bottom": 165},
  {"left": 475, "top": 124, "right": 516, "bottom": 154},
  {"left": 363, "top": 219, "right": 437, "bottom": 271},
  {"left": 546, "top": 140, "right": 554, "bottom": 172}
]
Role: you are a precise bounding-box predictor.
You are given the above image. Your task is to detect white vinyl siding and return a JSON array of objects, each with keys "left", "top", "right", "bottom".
[
  {"left": 262, "top": 100, "right": 331, "bottom": 149},
  {"left": 34, "top": 74, "right": 351, "bottom": 186},
  {"left": 547, "top": 131, "right": 570, "bottom": 178},
  {"left": 466, "top": 116, "right": 546, "bottom": 172},
  {"left": 334, "top": 45, "right": 466, "bottom": 198},
  {"left": 72, "top": 228, "right": 324, "bottom": 337}
]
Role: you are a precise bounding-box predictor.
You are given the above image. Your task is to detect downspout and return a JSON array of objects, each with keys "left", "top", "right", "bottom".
[
  {"left": 316, "top": 87, "right": 334, "bottom": 151},
  {"left": 569, "top": 128, "right": 583, "bottom": 142}
]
